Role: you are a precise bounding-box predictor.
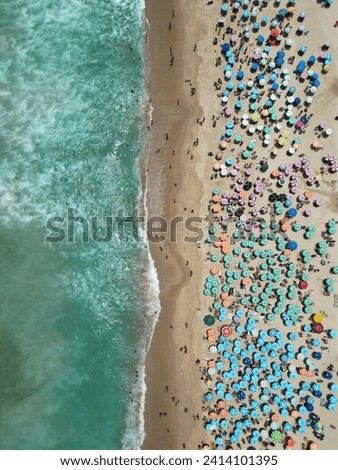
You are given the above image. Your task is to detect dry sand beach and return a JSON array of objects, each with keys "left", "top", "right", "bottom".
[{"left": 143, "top": 0, "right": 338, "bottom": 450}]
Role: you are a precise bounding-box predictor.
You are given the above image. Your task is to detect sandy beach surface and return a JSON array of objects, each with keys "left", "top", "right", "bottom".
[{"left": 143, "top": 0, "right": 338, "bottom": 450}]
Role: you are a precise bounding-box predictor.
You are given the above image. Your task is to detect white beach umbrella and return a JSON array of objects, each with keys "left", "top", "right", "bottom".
[
  {"left": 270, "top": 94, "right": 277, "bottom": 101},
  {"left": 209, "top": 345, "right": 217, "bottom": 353},
  {"left": 242, "top": 119, "right": 249, "bottom": 127},
  {"left": 287, "top": 96, "right": 295, "bottom": 103},
  {"left": 287, "top": 104, "right": 294, "bottom": 111},
  {"left": 248, "top": 126, "right": 255, "bottom": 134},
  {"left": 247, "top": 80, "right": 254, "bottom": 88},
  {"left": 310, "top": 86, "right": 317, "bottom": 94},
  {"left": 305, "top": 97, "right": 313, "bottom": 104},
  {"left": 275, "top": 123, "right": 282, "bottom": 130},
  {"left": 222, "top": 96, "right": 228, "bottom": 104},
  {"left": 325, "top": 128, "right": 332, "bottom": 135}
]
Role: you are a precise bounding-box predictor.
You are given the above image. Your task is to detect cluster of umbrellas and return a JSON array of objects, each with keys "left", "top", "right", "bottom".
[{"left": 201, "top": 0, "right": 337, "bottom": 451}]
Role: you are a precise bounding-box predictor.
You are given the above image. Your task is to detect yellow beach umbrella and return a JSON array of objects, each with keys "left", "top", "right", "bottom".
[
  {"left": 251, "top": 112, "right": 260, "bottom": 123},
  {"left": 313, "top": 313, "right": 323, "bottom": 323}
]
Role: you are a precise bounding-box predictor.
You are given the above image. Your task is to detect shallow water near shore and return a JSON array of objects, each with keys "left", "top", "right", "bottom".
[{"left": 0, "top": 0, "right": 152, "bottom": 449}]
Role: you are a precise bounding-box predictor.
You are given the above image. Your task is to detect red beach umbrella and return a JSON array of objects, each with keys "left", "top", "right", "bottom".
[
  {"left": 221, "top": 325, "right": 233, "bottom": 337},
  {"left": 299, "top": 281, "right": 308, "bottom": 289},
  {"left": 312, "top": 322, "right": 324, "bottom": 334},
  {"left": 271, "top": 28, "right": 280, "bottom": 38}
]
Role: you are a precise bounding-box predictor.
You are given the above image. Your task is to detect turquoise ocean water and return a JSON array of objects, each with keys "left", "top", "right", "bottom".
[{"left": 0, "top": 0, "right": 156, "bottom": 449}]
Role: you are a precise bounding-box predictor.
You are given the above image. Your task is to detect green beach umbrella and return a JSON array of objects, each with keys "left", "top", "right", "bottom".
[{"left": 271, "top": 430, "right": 282, "bottom": 443}]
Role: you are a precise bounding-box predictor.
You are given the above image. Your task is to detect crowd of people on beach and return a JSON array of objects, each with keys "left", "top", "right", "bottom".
[{"left": 199, "top": 0, "right": 337, "bottom": 450}]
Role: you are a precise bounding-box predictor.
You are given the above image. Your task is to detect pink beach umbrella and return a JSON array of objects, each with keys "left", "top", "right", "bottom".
[
  {"left": 231, "top": 34, "right": 238, "bottom": 43},
  {"left": 319, "top": 121, "right": 327, "bottom": 129},
  {"left": 300, "top": 72, "right": 308, "bottom": 79},
  {"left": 225, "top": 108, "right": 233, "bottom": 116},
  {"left": 303, "top": 209, "right": 312, "bottom": 217},
  {"left": 314, "top": 199, "right": 325, "bottom": 207}
]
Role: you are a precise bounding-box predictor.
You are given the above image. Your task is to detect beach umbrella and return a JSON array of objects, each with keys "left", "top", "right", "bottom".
[
  {"left": 286, "top": 241, "right": 298, "bottom": 251},
  {"left": 271, "top": 430, "right": 282, "bottom": 443},
  {"left": 222, "top": 44, "right": 230, "bottom": 53},
  {"left": 312, "top": 323, "right": 324, "bottom": 334},
  {"left": 221, "top": 325, "right": 233, "bottom": 337},
  {"left": 237, "top": 70, "right": 244, "bottom": 80},
  {"left": 204, "top": 315, "right": 215, "bottom": 326}
]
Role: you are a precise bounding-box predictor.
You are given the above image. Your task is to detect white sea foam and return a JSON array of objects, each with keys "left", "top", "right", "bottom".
[{"left": 121, "top": 2, "right": 162, "bottom": 448}]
